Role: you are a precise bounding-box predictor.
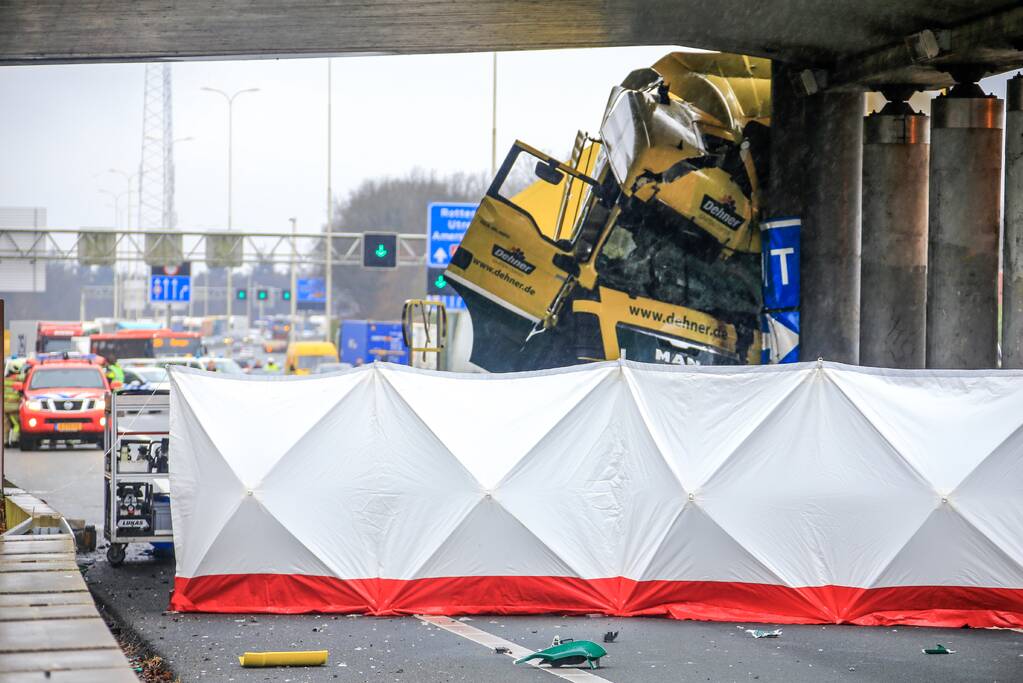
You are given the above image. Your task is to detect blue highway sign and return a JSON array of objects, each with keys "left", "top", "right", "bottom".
[
  {"left": 297, "top": 277, "right": 326, "bottom": 303},
  {"left": 762, "top": 218, "right": 800, "bottom": 311},
  {"left": 427, "top": 203, "right": 475, "bottom": 268},
  {"left": 427, "top": 202, "right": 475, "bottom": 310},
  {"left": 149, "top": 263, "right": 191, "bottom": 304}
]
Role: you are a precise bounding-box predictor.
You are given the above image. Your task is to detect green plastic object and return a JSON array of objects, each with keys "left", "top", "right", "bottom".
[
  {"left": 922, "top": 644, "right": 956, "bottom": 655},
  {"left": 514, "top": 640, "right": 608, "bottom": 670}
]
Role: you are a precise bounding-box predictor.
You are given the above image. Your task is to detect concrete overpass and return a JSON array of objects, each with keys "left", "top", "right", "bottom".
[
  {"left": 3, "top": 1, "right": 1023, "bottom": 368},
  {"left": 1, "top": 1, "right": 1021, "bottom": 89}
]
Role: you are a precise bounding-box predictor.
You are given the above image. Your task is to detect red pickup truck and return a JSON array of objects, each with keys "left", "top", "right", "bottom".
[{"left": 15, "top": 357, "right": 110, "bottom": 450}]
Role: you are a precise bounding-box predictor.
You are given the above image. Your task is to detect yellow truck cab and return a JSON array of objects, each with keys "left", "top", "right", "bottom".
[
  {"left": 285, "top": 341, "right": 340, "bottom": 375},
  {"left": 444, "top": 53, "right": 770, "bottom": 372}
]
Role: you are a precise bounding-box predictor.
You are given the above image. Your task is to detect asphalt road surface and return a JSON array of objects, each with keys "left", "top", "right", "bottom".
[
  {"left": 5, "top": 443, "right": 105, "bottom": 531},
  {"left": 9, "top": 443, "right": 1023, "bottom": 682}
]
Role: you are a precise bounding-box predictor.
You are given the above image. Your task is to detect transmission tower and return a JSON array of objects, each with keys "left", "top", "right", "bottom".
[{"left": 138, "top": 63, "right": 175, "bottom": 230}]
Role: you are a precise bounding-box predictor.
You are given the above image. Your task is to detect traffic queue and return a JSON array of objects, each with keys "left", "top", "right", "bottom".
[
  {"left": 2, "top": 312, "right": 381, "bottom": 450},
  {"left": 2, "top": 322, "right": 282, "bottom": 451}
]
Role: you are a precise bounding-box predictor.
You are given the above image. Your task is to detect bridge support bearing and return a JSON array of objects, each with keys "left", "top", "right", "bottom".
[
  {"left": 1002, "top": 75, "right": 1023, "bottom": 368},
  {"left": 860, "top": 98, "right": 930, "bottom": 368},
  {"left": 926, "top": 84, "right": 1004, "bottom": 369}
]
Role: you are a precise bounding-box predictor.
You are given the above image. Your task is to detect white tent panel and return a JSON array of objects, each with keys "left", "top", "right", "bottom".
[
  {"left": 639, "top": 502, "right": 785, "bottom": 585},
  {"left": 622, "top": 363, "right": 812, "bottom": 489},
  {"left": 169, "top": 394, "right": 249, "bottom": 578},
  {"left": 701, "top": 372, "right": 936, "bottom": 588},
  {"left": 948, "top": 422, "right": 1023, "bottom": 570},
  {"left": 255, "top": 379, "right": 393, "bottom": 580},
  {"left": 498, "top": 374, "right": 685, "bottom": 579},
  {"left": 826, "top": 366, "right": 1023, "bottom": 493},
  {"left": 367, "top": 373, "right": 489, "bottom": 580},
  {"left": 412, "top": 495, "right": 580, "bottom": 579},
  {"left": 378, "top": 364, "right": 615, "bottom": 489},
  {"left": 870, "top": 503, "right": 1023, "bottom": 588},
  {"left": 172, "top": 369, "right": 370, "bottom": 487},
  {"left": 168, "top": 362, "right": 1023, "bottom": 627},
  {"left": 193, "top": 495, "right": 338, "bottom": 578}
]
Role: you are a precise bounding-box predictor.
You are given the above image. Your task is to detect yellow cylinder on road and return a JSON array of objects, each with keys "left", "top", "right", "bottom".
[{"left": 238, "top": 650, "right": 328, "bottom": 667}]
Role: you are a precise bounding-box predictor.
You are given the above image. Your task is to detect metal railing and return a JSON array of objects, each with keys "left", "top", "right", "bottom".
[{"left": 0, "top": 228, "right": 426, "bottom": 267}]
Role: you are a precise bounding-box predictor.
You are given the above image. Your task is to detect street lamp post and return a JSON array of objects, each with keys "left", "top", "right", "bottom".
[
  {"left": 325, "top": 58, "right": 334, "bottom": 343},
  {"left": 107, "top": 169, "right": 137, "bottom": 230},
  {"left": 491, "top": 52, "right": 498, "bottom": 176},
  {"left": 106, "top": 170, "right": 136, "bottom": 318},
  {"left": 99, "top": 189, "right": 130, "bottom": 318},
  {"left": 98, "top": 189, "right": 129, "bottom": 229},
  {"left": 106, "top": 170, "right": 139, "bottom": 321},
  {"left": 289, "top": 217, "right": 298, "bottom": 345},
  {"left": 202, "top": 86, "right": 259, "bottom": 352}
]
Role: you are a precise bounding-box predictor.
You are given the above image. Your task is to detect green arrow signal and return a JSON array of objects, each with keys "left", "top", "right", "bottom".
[
  {"left": 434, "top": 274, "right": 447, "bottom": 289},
  {"left": 375, "top": 243, "right": 388, "bottom": 258}
]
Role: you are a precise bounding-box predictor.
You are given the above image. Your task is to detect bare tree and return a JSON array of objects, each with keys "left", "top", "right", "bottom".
[{"left": 328, "top": 169, "right": 488, "bottom": 319}]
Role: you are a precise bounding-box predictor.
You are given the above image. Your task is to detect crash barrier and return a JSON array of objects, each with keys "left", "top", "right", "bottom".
[
  {"left": 168, "top": 361, "right": 1023, "bottom": 627},
  {"left": 1, "top": 487, "right": 134, "bottom": 678}
]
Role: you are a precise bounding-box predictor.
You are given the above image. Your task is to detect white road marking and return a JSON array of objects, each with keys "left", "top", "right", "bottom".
[{"left": 416, "top": 615, "right": 614, "bottom": 682}]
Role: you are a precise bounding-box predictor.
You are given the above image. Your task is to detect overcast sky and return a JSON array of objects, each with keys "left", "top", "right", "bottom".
[
  {"left": 1, "top": 48, "right": 1013, "bottom": 238},
  {"left": 0, "top": 47, "right": 684, "bottom": 234}
]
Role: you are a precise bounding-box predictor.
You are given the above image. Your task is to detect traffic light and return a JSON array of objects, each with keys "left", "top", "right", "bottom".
[
  {"left": 427, "top": 267, "right": 449, "bottom": 295},
  {"left": 236, "top": 288, "right": 247, "bottom": 300},
  {"left": 257, "top": 289, "right": 269, "bottom": 301},
  {"left": 362, "top": 232, "right": 397, "bottom": 268},
  {"left": 281, "top": 289, "right": 292, "bottom": 301}
]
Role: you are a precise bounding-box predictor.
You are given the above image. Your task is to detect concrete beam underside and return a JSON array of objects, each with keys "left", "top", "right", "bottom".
[{"left": 1, "top": 0, "right": 1022, "bottom": 85}]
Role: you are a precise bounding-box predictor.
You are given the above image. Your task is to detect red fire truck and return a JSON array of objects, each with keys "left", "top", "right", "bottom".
[{"left": 35, "top": 321, "right": 85, "bottom": 354}]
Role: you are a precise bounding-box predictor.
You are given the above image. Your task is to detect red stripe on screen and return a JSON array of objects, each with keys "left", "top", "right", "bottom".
[{"left": 169, "top": 574, "right": 1023, "bottom": 629}]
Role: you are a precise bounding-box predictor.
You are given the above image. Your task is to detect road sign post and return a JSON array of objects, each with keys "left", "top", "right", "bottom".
[{"left": 427, "top": 202, "right": 476, "bottom": 310}]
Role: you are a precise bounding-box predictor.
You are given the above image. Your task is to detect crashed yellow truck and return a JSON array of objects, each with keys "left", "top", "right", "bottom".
[{"left": 441, "top": 53, "right": 796, "bottom": 373}]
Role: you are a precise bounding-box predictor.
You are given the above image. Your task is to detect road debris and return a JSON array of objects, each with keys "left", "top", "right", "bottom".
[
  {"left": 746, "top": 629, "right": 783, "bottom": 638},
  {"left": 603, "top": 630, "right": 619, "bottom": 643},
  {"left": 494, "top": 646, "right": 511, "bottom": 654},
  {"left": 515, "top": 640, "right": 608, "bottom": 670},
  {"left": 237, "top": 650, "right": 329, "bottom": 667},
  {"left": 922, "top": 644, "right": 956, "bottom": 655}
]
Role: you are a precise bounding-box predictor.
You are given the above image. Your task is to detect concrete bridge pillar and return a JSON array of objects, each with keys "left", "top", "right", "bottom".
[
  {"left": 926, "top": 81, "right": 1003, "bottom": 369},
  {"left": 769, "top": 65, "right": 863, "bottom": 364},
  {"left": 1002, "top": 75, "right": 1023, "bottom": 368},
  {"left": 859, "top": 93, "right": 929, "bottom": 368}
]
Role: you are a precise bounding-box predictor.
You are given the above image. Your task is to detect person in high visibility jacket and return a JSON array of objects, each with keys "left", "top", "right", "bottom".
[
  {"left": 264, "top": 357, "right": 280, "bottom": 373},
  {"left": 3, "top": 358, "right": 26, "bottom": 445},
  {"left": 103, "top": 354, "right": 125, "bottom": 387}
]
